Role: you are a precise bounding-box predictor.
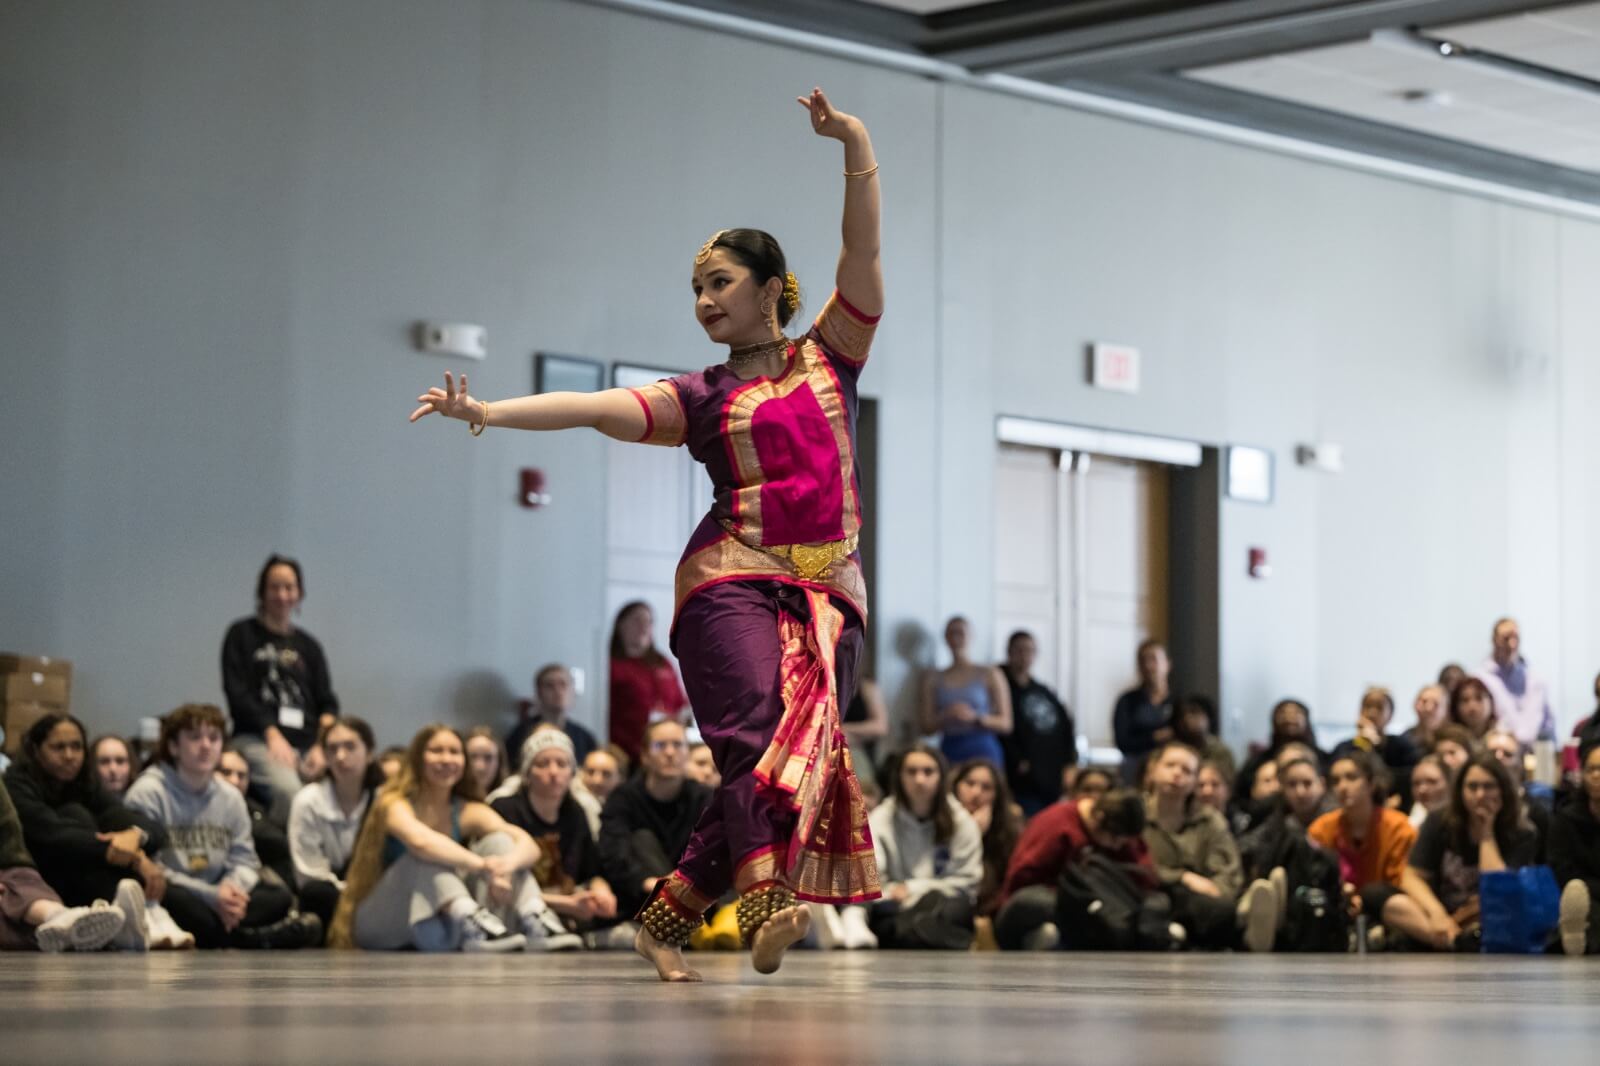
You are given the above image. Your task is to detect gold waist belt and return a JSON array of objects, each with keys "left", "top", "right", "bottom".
[{"left": 722, "top": 522, "right": 859, "bottom": 582}]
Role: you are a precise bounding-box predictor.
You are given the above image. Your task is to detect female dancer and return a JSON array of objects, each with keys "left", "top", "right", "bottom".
[{"left": 411, "top": 88, "right": 883, "bottom": 980}]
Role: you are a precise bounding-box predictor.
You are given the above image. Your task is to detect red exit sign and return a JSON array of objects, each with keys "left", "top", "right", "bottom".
[{"left": 1090, "top": 342, "right": 1140, "bottom": 394}]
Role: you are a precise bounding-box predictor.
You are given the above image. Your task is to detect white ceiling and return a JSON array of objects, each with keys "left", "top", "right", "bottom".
[{"left": 1185, "top": 2, "right": 1600, "bottom": 174}]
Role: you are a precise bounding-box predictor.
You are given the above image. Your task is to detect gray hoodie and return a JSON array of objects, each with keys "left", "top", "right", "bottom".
[
  {"left": 868, "top": 794, "right": 983, "bottom": 908},
  {"left": 124, "top": 763, "right": 261, "bottom": 905}
]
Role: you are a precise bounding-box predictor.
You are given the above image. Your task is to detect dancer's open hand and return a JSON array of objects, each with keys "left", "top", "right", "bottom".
[
  {"left": 410, "top": 371, "right": 480, "bottom": 423},
  {"left": 797, "top": 87, "right": 860, "bottom": 141}
]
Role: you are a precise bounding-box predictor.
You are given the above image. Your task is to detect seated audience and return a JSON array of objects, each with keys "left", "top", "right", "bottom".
[
  {"left": 582, "top": 747, "right": 626, "bottom": 808},
  {"left": 1484, "top": 729, "right": 1551, "bottom": 860},
  {"left": 1400, "top": 751, "right": 1539, "bottom": 951},
  {"left": 951, "top": 758, "right": 1022, "bottom": 916},
  {"left": 1239, "top": 750, "right": 1333, "bottom": 882},
  {"left": 330, "top": 723, "right": 560, "bottom": 953},
  {"left": 287, "top": 716, "right": 383, "bottom": 935},
  {"left": 221, "top": 554, "right": 339, "bottom": 818},
  {"left": 1112, "top": 640, "right": 1174, "bottom": 783},
  {"left": 1550, "top": 737, "right": 1600, "bottom": 956},
  {"left": 1196, "top": 759, "right": 1246, "bottom": 835},
  {"left": 1308, "top": 751, "right": 1424, "bottom": 946},
  {"left": 1430, "top": 724, "right": 1475, "bottom": 777},
  {"left": 993, "top": 788, "right": 1155, "bottom": 951},
  {"left": 0, "top": 777, "right": 134, "bottom": 953},
  {"left": 862, "top": 745, "right": 983, "bottom": 950},
  {"left": 1000, "top": 630, "right": 1077, "bottom": 816},
  {"left": 598, "top": 720, "right": 711, "bottom": 920},
  {"left": 490, "top": 726, "right": 612, "bottom": 947},
  {"left": 1407, "top": 754, "right": 1451, "bottom": 827},
  {"left": 90, "top": 736, "right": 135, "bottom": 801},
  {"left": 1068, "top": 766, "right": 1114, "bottom": 804},
  {"left": 1333, "top": 687, "right": 1420, "bottom": 809},
  {"left": 1447, "top": 677, "right": 1497, "bottom": 742},
  {"left": 920, "top": 617, "right": 1012, "bottom": 771},
  {"left": 377, "top": 747, "right": 407, "bottom": 783},
  {"left": 124, "top": 704, "right": 318, "bottom": 950},
  {"left": 1143, "top": 742, "right": 1274, "bottom": 951},
  {"left": 686, "top": 742, "right": 721, "bottom": 789},
  {"left": 1403, "top": 684, "right": 1448, "bottom": 753},
  {"left": 5, "top": 714, "right": 167, "bottom": 951},
  {"left": 1174, "top": 694, "right": 1235, "bottom": 783},
  {"left": 217, "top": 745, "right": 295, "bottom": 888},
  {"left": 506, "top": 663, "right": 598, "bottom": 770},
  {"left": 1559, "top": 671, "right": 1600, "bottom": 782},
  {"left": 1438, "top": 663, "right": 1468, "bottom": 695},
  {"left": 464, "top": 726, "right": 511, "bottom": 798},
  {"left": 1235, "top": 699, "right": 1327, "bottom": 805}
]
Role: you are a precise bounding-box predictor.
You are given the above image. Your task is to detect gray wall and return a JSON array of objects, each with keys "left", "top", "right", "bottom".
[{"left": 3, "top": 0, "right": 1597, "bottom": 751}]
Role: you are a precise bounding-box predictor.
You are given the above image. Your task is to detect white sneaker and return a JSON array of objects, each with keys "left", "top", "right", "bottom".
[
  {"left": 1268, "top": 867, "right": 1289, "bottom": 931},
  {"left": 838, "top": 905, "right": 878, "bottom": 950},
  {"left": 1021, "top": 921, "right": 1061, "bottom": 951},
  {"left": 809, "top": 904, "right": 845, "bottom": 950},
  {"left": 459, "top": 908, "right": 526, "bottom": 953},
  {"left": 110, "top": 880, "right": 149, "bottom": 952},
  {"left": 35, "top": 901, "right": 126, "bottom": 954},
  {"left": 146, "top": 903, "right": 195, "bottom": 950},
  {"left": 1239, "top": 880, "right": 1276, "bottom": 953},
  {"left": 519, "top": 900, "right": 584, "bottom": 952},
  {"left": 1559, "top": 879, "right": 1591, "bottom": 957}
]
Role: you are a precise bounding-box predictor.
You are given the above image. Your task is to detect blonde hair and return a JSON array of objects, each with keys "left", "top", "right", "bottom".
[{"left": 328, "top": 723, "right": 482, "bottom": 948}]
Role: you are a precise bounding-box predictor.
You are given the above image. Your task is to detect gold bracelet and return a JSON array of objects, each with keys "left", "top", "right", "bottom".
[
  {"left": 843, "top": 164, "right": 879, "bottom": 179},
  {"left": 469, "top": 399, "right": 489, "bottom": 436}
]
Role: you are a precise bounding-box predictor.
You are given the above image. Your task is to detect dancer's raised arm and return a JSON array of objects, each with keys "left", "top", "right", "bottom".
[
  {"left": 798, "top": 88, "right": 882, "bottom": 316},
  {"left": 410, "top": 371, "right": 646, "bottom": 442}
]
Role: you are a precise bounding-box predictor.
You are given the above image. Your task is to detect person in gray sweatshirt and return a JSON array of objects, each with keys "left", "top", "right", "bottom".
[
  {"left": 856, "top": 744, "right": 984, "bottom": 949},
  {"left": 123, "top": 703, "right": 319, "bottom": 949}
]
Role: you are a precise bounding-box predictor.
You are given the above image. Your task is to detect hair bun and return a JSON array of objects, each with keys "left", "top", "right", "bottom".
[{"left": 782, "top": 271, "right": 801, "bottom": 313}]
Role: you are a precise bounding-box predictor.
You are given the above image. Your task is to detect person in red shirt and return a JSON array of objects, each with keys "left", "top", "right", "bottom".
[
  {"left": 606, "top": 601, "right": 688, "bottom": 764},
  {"left": 993, "top": 788, "right": 1154, "bottom": 950}
]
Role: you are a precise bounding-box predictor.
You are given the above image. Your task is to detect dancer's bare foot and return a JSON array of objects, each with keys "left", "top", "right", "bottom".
[
  {"left": 634, "top": 925, "right": 702, "bottom": 983},
  {"left": 750, "top": 904, "right": 811, "bottom": 975}
]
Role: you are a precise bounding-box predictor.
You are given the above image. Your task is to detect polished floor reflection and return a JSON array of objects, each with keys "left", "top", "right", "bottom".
[{"left": 3, "top": 951, "right": 1598, "bottom": 1064}]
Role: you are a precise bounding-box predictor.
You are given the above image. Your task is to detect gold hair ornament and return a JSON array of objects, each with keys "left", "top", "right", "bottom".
[{"left": 695, "top": 229, "right": 729, "bottom": 266}]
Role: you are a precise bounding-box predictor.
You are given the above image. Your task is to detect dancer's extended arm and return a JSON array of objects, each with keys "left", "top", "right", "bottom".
[
  {"left": 799, "top": 88, "right": 882, "bottom": 316},
  {"left": 410, "top": 371, "right": 647, "bottom": 442}
]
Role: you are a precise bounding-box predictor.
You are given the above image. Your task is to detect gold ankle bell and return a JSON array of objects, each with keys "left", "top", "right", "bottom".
[
  {"left": 639, "top": 894, "right": 702, "bottom": 947},
  {"left": 736, "top": 883, "right": 797, "bottom": 946}
]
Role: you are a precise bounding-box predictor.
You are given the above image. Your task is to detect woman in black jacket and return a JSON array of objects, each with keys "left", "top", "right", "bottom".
[
  {"left": 4, "top": 714, "right": 168, "bottom": 916},
  {"left": 1551, "top": 737, "right": 1600, "bottom": 956}
]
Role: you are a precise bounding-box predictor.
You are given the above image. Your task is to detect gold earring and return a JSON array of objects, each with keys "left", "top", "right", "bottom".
[{"left": 760, "top": 298, "right": 775, "bottom": 319}]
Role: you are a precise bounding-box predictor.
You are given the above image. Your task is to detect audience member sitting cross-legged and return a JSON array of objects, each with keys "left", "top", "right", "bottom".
[
  {"left": 1550, "top": 737, "right": 1600, "bottom": 956},
  {"left": 1399, "top": 751, "right": 1540, "bottom": 951},
  {"left": 4, "top": 714, "right": 168, "bottom": 951},
  {"left": 217, "top": 745, "right": 296, "bottom": 889},
  {"left": 1144, "top": 741, "right": 1278, "bottom": 951},
  {"left": 0, "top": 775, "right": 132, "bottom": 953},
  {"left": 287, "top": 716, "right": 383, "bottom": 938},
  {"left": 993, "top": 787, "right": 1158, "bottom": 951},
  {"left": 856, "top": 745, "right": 983, "bottom": 951},
  {"left": 1309, "top": 750, "right": 1424, "bottom": 950},
  {"left": 124, "top": 704, "right": 319, "bottom": 950},
  {"left": 491, "top": 726, "right": 611, "bottom": 949},
  {"left": 598, "top": 720, "right": 713, "bottom": 923},
  {"left": 330, "top": 723, "right": 565, "bottom": 953}
]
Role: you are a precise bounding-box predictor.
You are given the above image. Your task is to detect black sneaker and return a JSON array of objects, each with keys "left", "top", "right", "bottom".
[{"left": 233, "top": 912, "right": 323, "bottom": 951}]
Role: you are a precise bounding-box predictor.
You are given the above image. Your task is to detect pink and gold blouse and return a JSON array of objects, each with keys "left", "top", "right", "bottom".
[{"left": 628, "top": 290, "right": 880, "bottom": 624}]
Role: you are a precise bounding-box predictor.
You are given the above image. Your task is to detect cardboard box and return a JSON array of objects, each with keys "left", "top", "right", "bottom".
[
  {"left": 2, "top": 700, "right": 55, "bottom": 755},
  {"left": 0, "top": 654, "right": 72, "bottom": 682},
  {"left": 2, "top": 672, "right": 69, "bottom": 706}
]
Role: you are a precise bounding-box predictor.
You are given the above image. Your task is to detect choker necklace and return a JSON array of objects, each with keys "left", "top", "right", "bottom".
[{"left": 726, "top": 336, "right": 790, "bottom": 368}]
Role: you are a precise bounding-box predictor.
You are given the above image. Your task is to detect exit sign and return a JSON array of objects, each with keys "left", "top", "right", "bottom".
[{"left": 1090, "top": 343, "right": 1140, "bottom": 394}]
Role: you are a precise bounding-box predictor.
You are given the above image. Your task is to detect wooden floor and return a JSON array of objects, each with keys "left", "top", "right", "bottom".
[{"left": 3, "top": 951, "right": 1598, "bottom": 1064}]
